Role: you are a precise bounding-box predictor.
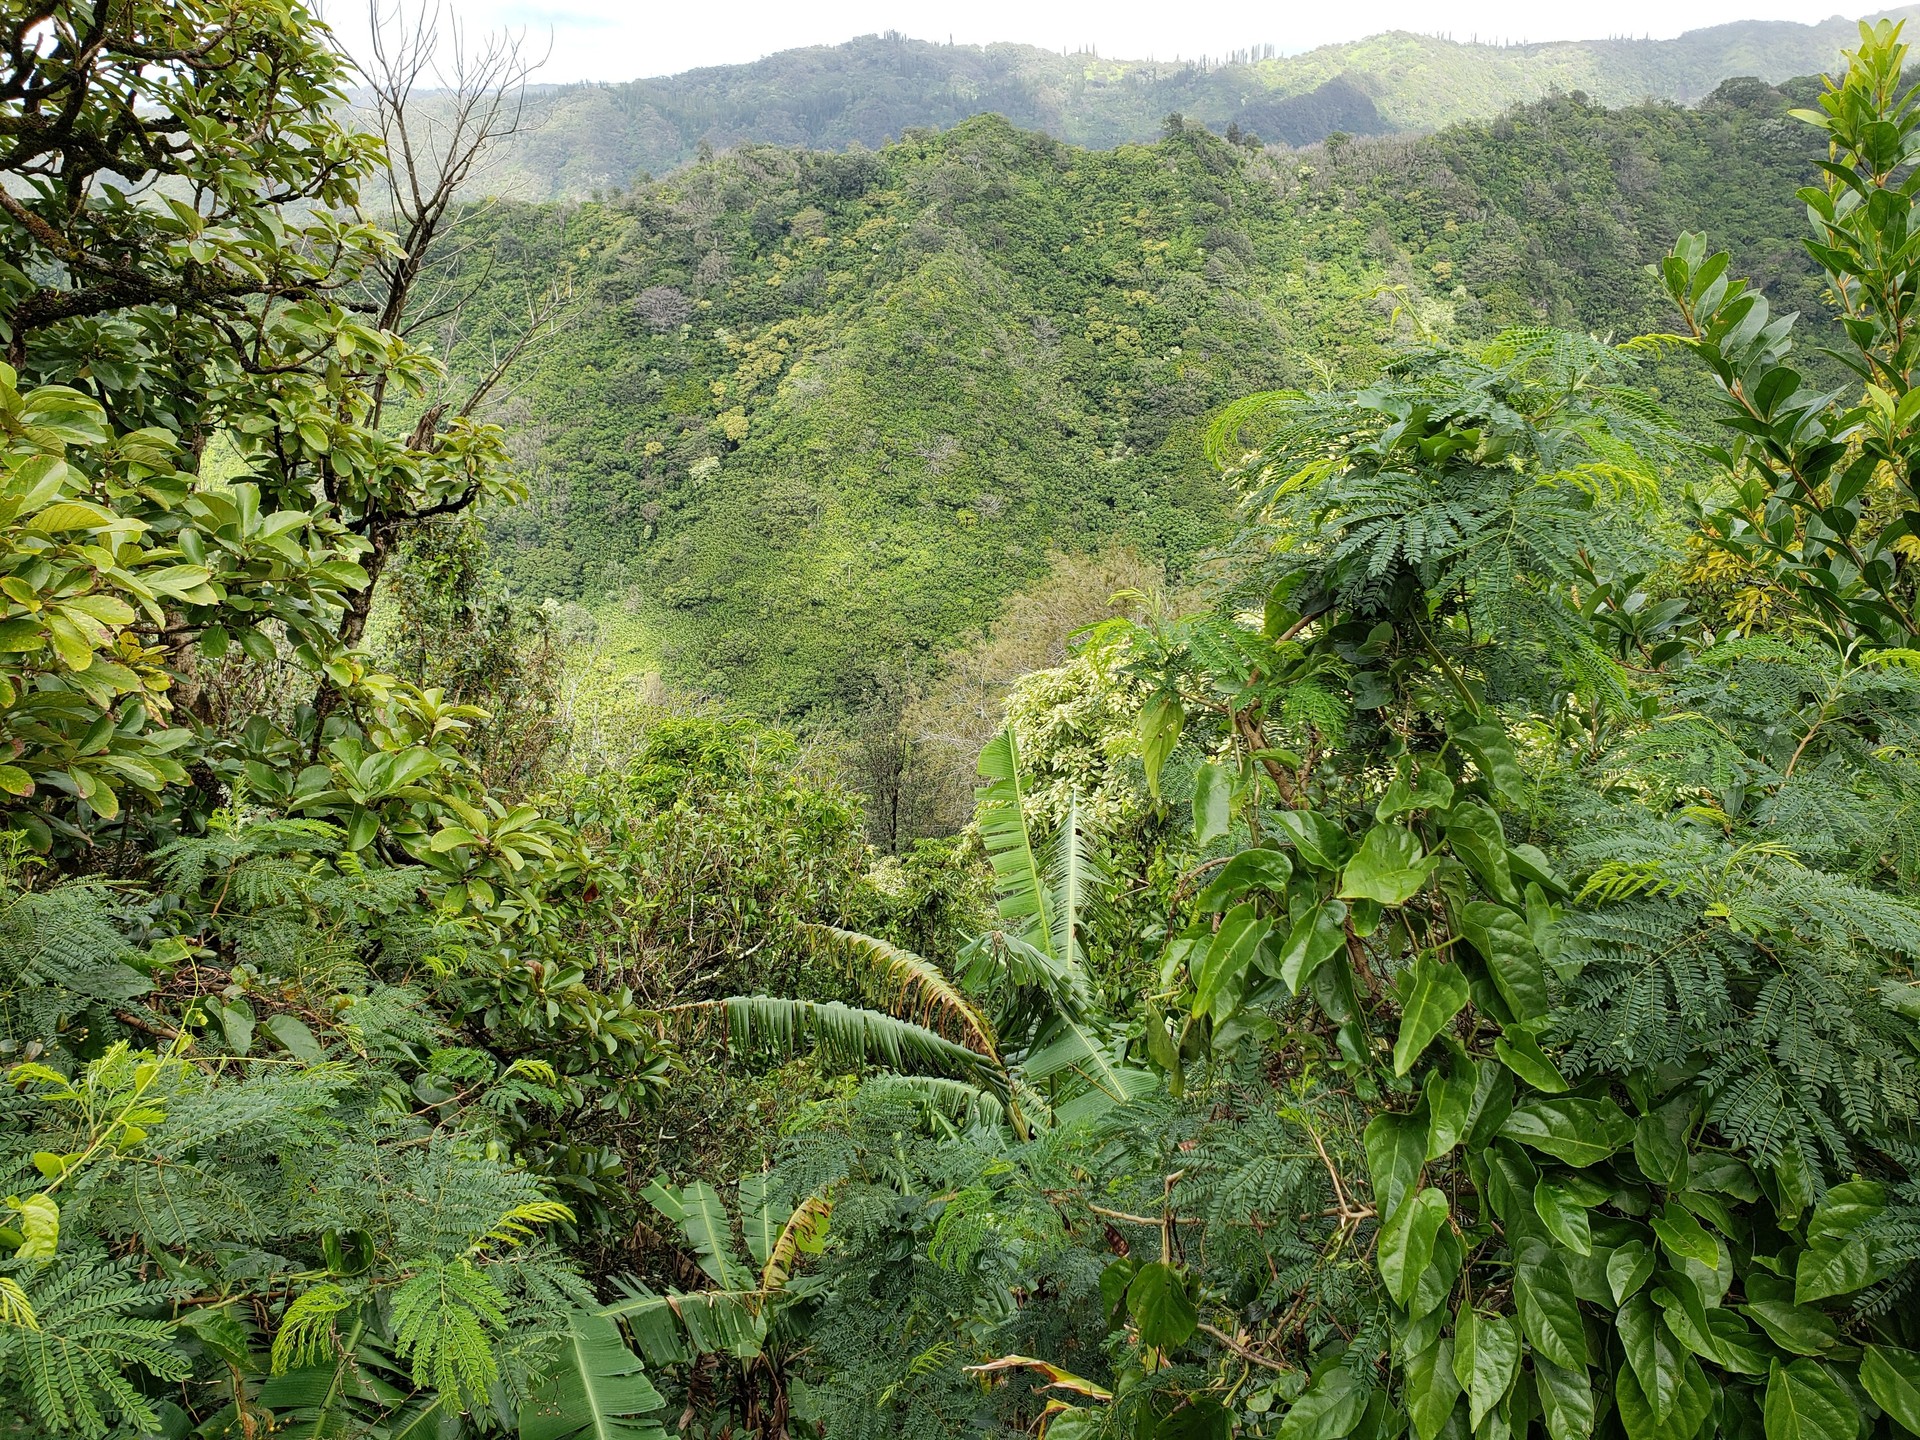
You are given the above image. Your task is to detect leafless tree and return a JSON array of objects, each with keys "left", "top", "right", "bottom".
[
  {"left": 352, "top": 0, "right": 568, "bottom": 424},
  {"left": 325, "top": 0, "right": 572, "bottom": 652},
  {"left": 303, "top": 2, "right": 575, "bottom": 749}
]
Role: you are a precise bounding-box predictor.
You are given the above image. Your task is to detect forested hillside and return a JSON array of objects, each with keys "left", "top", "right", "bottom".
[
  {"left": 463, "top": 75, "right": 1831, "bottom": 717},
  {"left": 471, "top": 11, "right": 1908, "bottom": 197},
  {"left": 8, "top": 6, "right": 1920, "bottom": 1440}
]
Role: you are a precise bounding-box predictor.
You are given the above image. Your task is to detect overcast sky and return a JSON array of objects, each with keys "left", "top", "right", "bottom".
[{"left": 318, "top": 1, "right": 1867, "bottom": 84}]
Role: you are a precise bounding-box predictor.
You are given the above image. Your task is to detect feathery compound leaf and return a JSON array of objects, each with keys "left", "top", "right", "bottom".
[
  {"left": 0, "top": 1258, "right": 187, "bottom": 1438},
  {"left": 388, "top": 1256, "right": 508, "bottom": 1410},
  {"left": 271, "top": 1283, "right": 351, "bottom": 1375}
]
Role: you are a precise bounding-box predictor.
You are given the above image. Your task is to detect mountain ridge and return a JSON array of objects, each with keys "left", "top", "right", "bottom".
[{"left": 457, "top": 9, "right": 1917, "bottom": 199}]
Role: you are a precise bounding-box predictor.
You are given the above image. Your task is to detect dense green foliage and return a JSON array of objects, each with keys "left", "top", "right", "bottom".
[
  {"left": 456, "top": 74, "right": 1832, "bottom": 718},
  {"left": 468, "top": 15, "right": 1893, "bottom": 198},
  {"left": 9, "top": 5, "right": 1920, "bottom": 1440}
]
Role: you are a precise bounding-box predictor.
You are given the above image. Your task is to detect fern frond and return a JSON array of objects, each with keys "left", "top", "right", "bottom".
[
  {"left": 271, "top": 1283, "right": 351, "bottom": 1375},
  {"left": 388, "top": 1256, "right": 508, "bottom": 1411}
]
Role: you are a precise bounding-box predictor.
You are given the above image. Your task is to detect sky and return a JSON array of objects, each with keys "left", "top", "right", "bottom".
[{"left": 319, "top": 0, "right": 1867, "bottom": 84}]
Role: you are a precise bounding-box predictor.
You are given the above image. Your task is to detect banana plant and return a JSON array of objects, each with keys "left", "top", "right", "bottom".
[
  {"left": 600, "top": 1175, "right": 835, "bottom": 1365},
  {"left": 664, "top": 728, "right": 1151, "bottom": 1134},
  {"left": 962, "top": 729, "right": 1157, "bottom": 1126}
]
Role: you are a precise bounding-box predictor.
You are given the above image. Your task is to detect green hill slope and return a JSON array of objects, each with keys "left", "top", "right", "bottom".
[
  {"left": 470, "top": 12, "right": 1904, "bottom": 197},
  {"left": 451, "top": 77, "right": 1829, "bottom": 718}
]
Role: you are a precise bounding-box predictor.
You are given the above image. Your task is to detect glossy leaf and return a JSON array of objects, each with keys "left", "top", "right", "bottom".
[
  {"left": 1763, "top": 1359, "right": 1858, "bottom": 1440},
  {"left": 1499, "top": 1098, "right": 1631, "bottom": 1167},
  {"left": 1861, "top": 1345, "right": 1920, "bottom": 1436},
  {"left": 1513, "top": 1244, "right": 1588, "bottom": 1370},
  {"left": 1451, "top": 1308, "right": 1519, "bottom": 1428},
  {"left": 1340, "top": 824, "right": 1436, "bottom": 906},
  {"left": 1393, "top": 952, "right": 1471, "bottom": 1076},
  {"left": 1377, "top": 1186, "right": 1449, "bottom": 1308},
  {"left": 1127, "top": 1262, "right": 1197, "bottom": 1351}
]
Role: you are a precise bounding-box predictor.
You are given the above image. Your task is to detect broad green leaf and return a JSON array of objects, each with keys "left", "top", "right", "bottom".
[
  {"left": 738, "top": 1174, "right": 778, "bottom": 1269},
  {"left": 1424, "top": 1059, "right": 1478, "bottom": 1159},
  {"left": 1616, "top": 1354, "right": 1710, "bottom": 1440},
  {"left": 1617, "top": 1293, "right": 1683, "bottom": 1423},
  {"left": 216, "top": 1000, "right": 255, "bottom": 1057},
  {"left": 1805, "top": 1178, "right": 1886, "bottom": 1243},
  {"left": 643, "top": 1179, "right": 752, "bottom": 1291},
  {"left": 1408, "top": 1223, "right": 1463, "bottom": 1323},
  {"left": 520, "top": 1309, "right": 667, "bottom": 1440},
  {"left": 1127, "top": 1262, "right": 1197, "bottom": 1351},
  {"left": 1393, "top": 952, "right": 1471, "bottom": 1076},
  {"left": 1655, "top": 1278, "right": 1728, "bottom": 1368},
  {"left": 1492, "top": 1025, "right": 1568, "bottom": 1093},
  {"left": 1404, "top": 1336, "right": 1461, "bottom": 1440},
  {"left": 262, "top": 1014, "right": 322, "bottom": 1062},
  {"left": 1377, "top": 1186, "right": 1449, "bottom": 1308},
  {"left": 1861, "top": 1345, "right": 1920, "bottom": 1436},
  {"left": 1764, "top": 1359, "right": 1859, "bottom": 1440},
  {"left": 1532, "top": 1180, "right": 1591, "bottom": 1255},
  {"left": 1606, "top": 1241, "right": 1655, "bottom": 1305},
  {"left": 6, "top": 1194, "right": 58, "bottom": 1259},
  {"left": 1191, "top": 903, "right": 1270, "bottom": 1019},
  {"left": 0, "top": 618, "right": 43, "bottom": 652},
  {"left": 1451, "top": 1309, "right": 1519, "bottom": 1428},
  {"left": 1707, "top": 1307, "right": 1773, "bottom": 1376},
  {"left": 1632, "top": 1096, "right": 1694, "bottom": 1187},
  {"left": 29, "top": 499, "right": 114, "bottom": 532},
  {"left": 1444, "top": 800, "right": 1514, "bottom": 900},
  {"left": 1273, "top": 899, "right": 1347, "bottom": 994},
  {"left": 0, "top": 765, "right": 32, "bottom": 797},
  {"left": 1534, "top": 1357, "right": 1594, "bottom": 1440},
  {"left": 1448, "top": 718, "right": 1526, "bottom": 803},
  {"left": 1193, "top": 848, "right": 1293, "bottom": 913},
  {"left": 1378, "top": 764, "right": 1454, "bottom": 821},
  {"left": 1795, "top": 1178, "right": 1889, "bottom": 1303},
  {"left": 1192, "top": 760, "right": 1234, "bottom": 845},
  {"left": 1649, "top": 1202, "right": 1721, "bottom": 1270},
  {"left": 1269, "top": 809, "right": 1351, "bottom": 871},
  {"left": 1793, "top": 1241, "right": 1878, "bottom": 1318},
  {"left": 1364, "top": 1111, "right": 1425, "bottom": 1220},
  {"left": 1499, "top": 1098, "right": 1631, "bottom": 1167},
  {"left": 1276, "top": 1359, "right": 1367, "bottom": 1440},
  {"left": 1513, "top": 1244, "right": 1588, "bottom": 1370},
  {"left": 1339, "top": 824, "right": 1436, "bottom": 906},
  {"left": 1742, "top": 1300, "right": 1840, "bottom": 1357},
  {"left": 1459, "top": 901, "right": 1547, "bottom": 1021},
  {"left": 1138, "top": 696, "right": 1184, "bottom": 798}
]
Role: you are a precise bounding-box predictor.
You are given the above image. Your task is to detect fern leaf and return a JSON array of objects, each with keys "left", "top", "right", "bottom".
[{"left": 388, "top": 1256, "right": 508, "bottom": 1411}]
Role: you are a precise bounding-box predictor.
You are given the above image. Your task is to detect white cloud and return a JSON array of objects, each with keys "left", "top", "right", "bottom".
[{"left": 319, "top": 0, "right": 1865, "bottom": 85}]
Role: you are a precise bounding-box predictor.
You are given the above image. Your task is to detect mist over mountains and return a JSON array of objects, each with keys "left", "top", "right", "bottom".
[{"left": 457, "top": 9, "right": 1915, "bottom": 199}]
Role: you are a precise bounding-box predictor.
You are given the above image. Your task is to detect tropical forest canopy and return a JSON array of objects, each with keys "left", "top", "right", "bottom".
[{"left": 3, "top": 5, "right": 1920, "bottom": 1440}]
